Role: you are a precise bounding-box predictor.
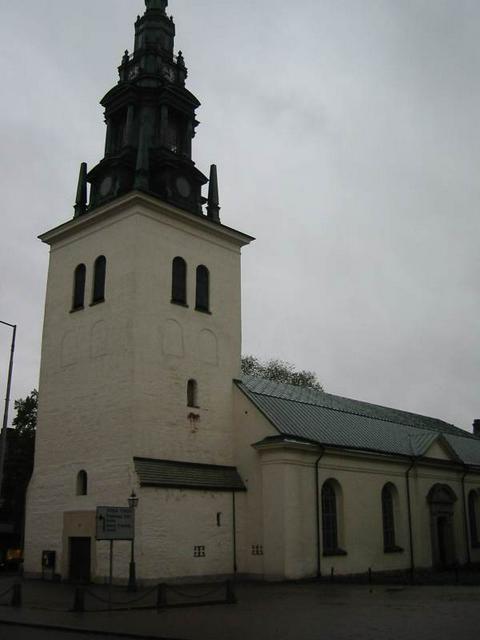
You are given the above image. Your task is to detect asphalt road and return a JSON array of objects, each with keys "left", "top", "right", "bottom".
[
  {"left": 0, "top": 628, "right": 116, "bottom": 640},
  {"left": 1, "top": 581, "right": 480, "bottom": 640},
  {"left": 0, "top": 624, "right": 182, "bottom": 640}
]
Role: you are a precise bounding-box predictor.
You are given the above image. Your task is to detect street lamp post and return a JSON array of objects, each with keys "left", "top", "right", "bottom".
[
  {"left": 127, "top": 491, "right": 139, "bottom": 592},
  {"left": 0, "top": 321, "right": 16, "bottom": 507}
]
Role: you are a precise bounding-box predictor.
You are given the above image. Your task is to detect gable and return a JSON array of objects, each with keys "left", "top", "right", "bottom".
[{"left": 423, "top": 439, "right": 455, "bottom": 462}]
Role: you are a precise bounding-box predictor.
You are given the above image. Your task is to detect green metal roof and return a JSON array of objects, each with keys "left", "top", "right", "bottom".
[
  {"left": 134, "top": 457, "right": 246, "bottom": 492},
  {"left": 237, "top": 376, "right": 480, "bottom": 466}
]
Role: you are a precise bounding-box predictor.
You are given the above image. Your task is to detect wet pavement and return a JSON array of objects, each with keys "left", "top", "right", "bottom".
[{"left": 0, "top": 574, "right": 479, "bottom": 639}]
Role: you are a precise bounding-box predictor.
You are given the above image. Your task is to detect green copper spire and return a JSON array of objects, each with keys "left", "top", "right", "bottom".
[{"left": 82, "top": 0, "right": 210, "bottom": 217}]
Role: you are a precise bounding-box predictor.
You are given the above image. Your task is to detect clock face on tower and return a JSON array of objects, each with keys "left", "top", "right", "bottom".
[{"left": 175, "top": 176, "right": 191, "bottom": 198}]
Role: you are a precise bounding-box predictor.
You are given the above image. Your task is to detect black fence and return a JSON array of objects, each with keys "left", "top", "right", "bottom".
[
  {"left": 73, "top": 580, "right": 237, "bottom": 613},
  {"left": 320, "top": 565, "right": 480, "bottom": 586}
]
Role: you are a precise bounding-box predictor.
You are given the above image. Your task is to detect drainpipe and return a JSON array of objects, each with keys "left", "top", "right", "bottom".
[
  {"left": 461, "top": 466, "right": 471, "bottom": 566},
  {"left": 405, "top": 458, "right": 416, "bottom": 578},
  {"left": 315, "top": 448, "right": 326, "bottom": 578},
  {"left": 232, "top": 491, "right": 237, "bottom": 574}
]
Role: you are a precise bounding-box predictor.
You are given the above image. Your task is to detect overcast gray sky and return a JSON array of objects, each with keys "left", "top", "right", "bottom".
[{"left": 0, "top": 0, "right": 479, "bottom": 431}]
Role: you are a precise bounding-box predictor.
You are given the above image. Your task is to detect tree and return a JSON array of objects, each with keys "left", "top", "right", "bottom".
[
  {"left": 241, "top": 356, "right": 323, "bottom": 391},
  {"left": 0, "top": 390, "right": 37, "bottom": 536}
]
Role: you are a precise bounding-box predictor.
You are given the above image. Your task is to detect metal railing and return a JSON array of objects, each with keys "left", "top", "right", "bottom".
[{"left": 72, "top": 580, "right": 236, "bottom": 613}]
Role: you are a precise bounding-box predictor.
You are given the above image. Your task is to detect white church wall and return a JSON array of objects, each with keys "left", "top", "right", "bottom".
[
  {"left": 257, "top": 443, "right": 320, "bottom": 581},
  {"left": 25, "top": 210, "right": 141, "bottom": 577},
  {"left": 25, "top": 196, "right": 249, "bottom": 581},
  {"left": 24, "top": 457, "right": 136, "bottom": 578},
  {"left": 410, "top": 466, "right": 468, "bottom": 568},
  {"left": 250, "top": 428, "right": 479, "bottom": 581},
  {"left": 318, "top": 452, "right": 412, "bottom": 576},
  {"left": 233, "top": 386, "right": 277, "bottom": 578},
  {"left": 135, "top": 487, "right": 235, "bottom": 582},
  {"left": 126, "top": 205, "right": 243, "bottom": 467}
]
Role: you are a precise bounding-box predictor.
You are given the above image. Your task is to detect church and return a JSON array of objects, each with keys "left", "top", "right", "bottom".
[{"left": 24, "top": 0, "right": 480, "bottom": 584}]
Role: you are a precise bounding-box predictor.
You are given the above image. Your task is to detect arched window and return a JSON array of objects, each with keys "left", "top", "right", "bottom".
[
  {"left": 92, "top": 256, "right": 107, "bottom": 304},
  {"left": 321, "top": 481, "right": 338, "bottom": 554},
  {"left": 187, "top": 379, "right": 198, "bottom": 408},
  {"left": 72, "top": 264, "right": 86, "bottom": 311},
  {"left": 171, "top": 257, "right": 187, "bottom": 305},
  {"left": 382, "top": 484, "right": 396, "bottom": 551},
  {"left": 195, "top": 265, "right": 210, "bottom": 312},
  {"left": 76, "top": 470, "right": 88, "bottom": 496},
  {"left": 468, "top": 490, "right": 479, "bottom": 547}
]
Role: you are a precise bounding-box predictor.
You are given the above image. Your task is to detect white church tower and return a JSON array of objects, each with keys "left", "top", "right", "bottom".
[{"left": 24, "top": 0, "right": 252, "bottom": 583}]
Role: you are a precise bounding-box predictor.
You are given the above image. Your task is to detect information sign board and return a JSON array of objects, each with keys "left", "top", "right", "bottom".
[{"left": 96, "top": 506, "right": 134, "bottom": 541}]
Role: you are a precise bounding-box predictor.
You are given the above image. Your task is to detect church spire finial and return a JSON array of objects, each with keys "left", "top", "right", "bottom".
[{"left": 145, "top": 0, "right": 168, "bottom": 12}]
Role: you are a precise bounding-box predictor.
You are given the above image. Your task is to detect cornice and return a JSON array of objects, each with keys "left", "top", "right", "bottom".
[{"left": 39, "top": 191, "right": 254, "bottom": 248}]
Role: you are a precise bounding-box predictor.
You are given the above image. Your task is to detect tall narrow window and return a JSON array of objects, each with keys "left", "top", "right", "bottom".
[
  {"left": 321, "top": 481, "right": 338, "bottom": 554},
  {"left": 187, "top": 379, "right": 198, "bottom": 408},
  {"left": 92, "top": 256, "right": 107, "bottom": 304},
  {"left": 72, "top": 264, "right": 86, "bottom": 311},
  {"left": 171, "top": 257, "right": 187, "bottom": 305},
  {"left": 469, "top": 490, "right": 479, "bottom": 547},
  {"left": 76, "top": 470, "right": 88, "bottom": 496},
  {"left": 195, "top": 265, "right": 210, "bottom": 312},
  {"left": 382, "top": 484, "right": 396, "bottom": 551}
]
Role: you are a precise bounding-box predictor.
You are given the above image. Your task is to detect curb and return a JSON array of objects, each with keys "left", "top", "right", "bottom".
[{"left": 0, "top": 618, "right": 186, "bottom": 640}]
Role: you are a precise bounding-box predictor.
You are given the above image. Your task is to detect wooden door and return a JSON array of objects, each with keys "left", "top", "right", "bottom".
[{"left": 69, "top": 537, "right": 91, "bottom": 583}]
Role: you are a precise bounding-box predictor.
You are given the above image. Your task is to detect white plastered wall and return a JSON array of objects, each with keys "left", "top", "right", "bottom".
[
  {"left": 135, "top": 488, "right": 236, "bottom": 582},
  {"left": 232, "top": 385, "right": 276, "bottom": 578},
  {"left": 24, "top": 195, "right": 249, "bottom": 581},
  {"left": 232, "top": 392, "right": 480, "bottom": 581}
]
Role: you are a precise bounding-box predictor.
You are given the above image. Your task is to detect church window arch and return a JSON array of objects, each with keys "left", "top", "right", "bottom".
[
  {"left": 187, "top": 379, "right": 198, "bottom": 408},
  {"left": 92, "top": 256, "right": 107, "bottom": 304},
  {"left": 72, "top": 264, "right": 86, "bottom": 311},
  {"left": 321, "top": 479, "right": 345, "bottom": 555},
  {"left": 195, "top": 265, "right": 210, "bottom": 313},
  {"left": 382, "top": 483, "right": 398, "bottom": 551},
  {"left": 76, "top": 470, "right": 88, "bottom": 496},
  {"left": 171, "top": 257, "right": 187, "bottom": 305},
  {"left": 468, "top": 490, "right": 480, "bottom": 548}
]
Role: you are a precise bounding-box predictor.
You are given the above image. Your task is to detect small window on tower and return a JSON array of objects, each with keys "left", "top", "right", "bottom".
[
  {"left": 92, "top": 256, "right": 107, "bottom": 304},
  {"left": 72, "top": 264, "right": 86, "bottom": 311},
  {"left": 171, "top": 257, "right": 187, "bottom": 305},
  {"left": 195, "top": 265, "right": 210, "bottom": 313},
  {"left": 187, "top": 379, "right": 198, "bottom": 408},
  {"left": 76, "top": 470, "right": 88, "bottom": 496}
]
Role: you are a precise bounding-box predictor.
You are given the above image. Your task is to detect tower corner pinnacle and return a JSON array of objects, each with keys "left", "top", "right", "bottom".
[{"left": 207, "top": 165, "right": 221, "bottom": 223}]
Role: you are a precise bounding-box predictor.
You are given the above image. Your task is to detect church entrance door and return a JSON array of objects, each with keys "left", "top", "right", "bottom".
[
  {"left": 427, "top": 484, "right": 457, "bottom": 569},
  {"left": 69, "top": 537, "right": 91, "bottom": 583}
]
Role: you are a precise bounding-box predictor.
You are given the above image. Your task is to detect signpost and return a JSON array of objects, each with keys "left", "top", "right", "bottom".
[
  {"left": 96, "top": 507, "right": 135, "bottom": 608},
  {"left": 96, "top": 507, "right": 134, "bottom": 541}
]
